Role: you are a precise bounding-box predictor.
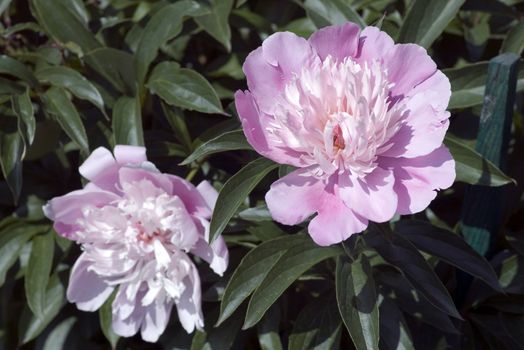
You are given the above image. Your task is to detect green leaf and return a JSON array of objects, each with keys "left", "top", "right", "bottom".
[
  {"left": 181, "top": 130, "right": 251, "bottom": 165},
  {"left": 303, "top": 0, "right": 366, "bottom": 29},
  {"left": 217, "top": 234, "right": 308, "bottom": 325},
  {"left": 210, "top": 158, "right": 278, "bottom": 243},
  {"left": 444, "top": 135, "right": 514, "bottom": 186},
  {"left": 0, "top": 224, "right": 48, "bottom": 286},
  {"left": 100, "top": 292, "right": 119, "bottom": 348},
  {"left": 35, "top": 66, "right": 105, "bottom": 113},
  {"left": 19, "top": 273, "right": 65, "bottom": 344},
  {"left": 42, "top": 317, "right": 76, "bottom": 350},
  {"left": 134, "top": 1, "right": 206, "bottom": 85},
  {"left": 0, "top": 55, "right": 38, "bottom": 87},
  {"left": 336, "top": 255, "right": 379, "bottom": 350},
  {"left": 191, "top": 307, "right": 244, "bottom": 350},
  {"left": 379, "top": 298, "right": 414, "bottom": 350},
  {"left": 31, "top": 0, "right": 101, "bottom": 54},
  {"left": 84, "top": 48, "right": 137, "bottom": 95},
  {"left": 244, "top": 238, "right": 341, "bottom": 328},
  {"left": 112, "top": 96, "right": 144, "bottom": 146},
  {"left": 161, "top": 103, "right": 192, "bottom": 153},
  {"left": 258, "top": 303, "right": 283, "bottom": 350},
  {"left": 445, "top": 59, "right": 524, "bottom": 109},
  {"left": 0, "top": 126, "right": 24, "bottom": 203},
  {"left": 501, "top": 21, "right": 524, "bottom": 55},
  {"left": 395, "top": 220, "right": 501, "bottom": 291},
  {"left": 1, "top": 22, "right": 43, "bottom": 36},
  {"left": 11, "top": 91, "right": 36, "bottom": 145},
  {"left": 0, "top": 0, "right": 12, "bottom": 16},
  {"left": 195, "top": 0, "right": 233, "bottom": 52},
  {"left": 148, "top": 62, "right": 224, "bottom": 114},
  {"left": 0, "top": 77, "right": 25, "bottom": 95},
  {"left": 42, "top": 87, "right": 89, "bottom": 154},
  {"left": 365, "top": 230, "right": 461, "bottom": 319},
  {"left": 25, "top": 231, "right": 55, "bottom": 317},
  {"left": 288, "top": 296, "right": 342, "bottom": 350},
  {"left": 397, "top": 0, "right": 465, "bottom": 48}
]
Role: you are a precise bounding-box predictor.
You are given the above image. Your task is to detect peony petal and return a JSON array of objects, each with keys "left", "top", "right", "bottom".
[
  {"left": 356, "top": 26, "right": 395, "bottom": 65},
  {"left": 383, "top": 44, "right": 437, "bottom": 98},
  {"left": 309, "top": 23, "right": 361, "bottom": 62},
  {"left": 338, "top": 167, "right": 398, "bottom": 223},
  {"left": 140, "top": 301, "right": 173, "bottom": 342},
  {"left": 190, "top": 223, "right": 229, "bottom": 276},
  {"left": 381, "top": 146, "right": 455, "bottom": 215},
  {"left": 176, "top": 263, "right": 204, "bottom": 333},
  {"left": 265, "top": 168, "right": 325, "bottom": 226},
  {"left": 168, "top": 175, "right": 212, "bottom": 218},
  {"left": 114, "top": 145, "right": 147, "bottom": 165},
  {"left": 67, "top": 253, "right": 114, "bottom": 311},
  {"left": 308, "top": 191, "right": 368, "bottom": 246},
  {"left": 112, "top": 290, "right": 146, "bottom": 338},
  {"left": 43, "top": 189, "right": 119, "bottom": 239},
  {"left": 118, "top": 167, "right": 173, "bottom": 194},
  {"left": 78, "top": 147, "right": 119, "bottom": 190},
  {"left": 196, "top": 181, "right": 218, "bottom": 211}
]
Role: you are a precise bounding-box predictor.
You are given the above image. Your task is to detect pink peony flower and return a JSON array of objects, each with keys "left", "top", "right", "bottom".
[
  {"left": 235, "top": 23, "right": 455, "bottom": 246},
  {"left": 43, "top": 146, "right": 228, "bottom": 342}
]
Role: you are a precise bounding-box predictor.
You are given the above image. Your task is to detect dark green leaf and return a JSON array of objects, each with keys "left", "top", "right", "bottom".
[
  {"left": 0, "top": 224, "right": 48, "bottom": 286},
  {"left": 84, "top": 48, "right": 137, "bottom": 95},
  {"left": 336, "top": 255, "right": 379, "bottom": 350},
  {"left": 217, "top": 234, "right": 308, "bottom": 325},
  {"left": 135, "top": 1, "right": 206, "bottom": 84},
  {"left": 148, "top": 62, "right": 224, "bottom": 114},
  {"left": 395, "top": 220, "right": 501, "bottom": 291},
  {"left": 11, "top": 91, "right": 36, "bottom": 145},
  {"left": 303, "top": 0, "right": 365, "bottom": 29},
  {"left": 288, "top": 296, "right": 342, "bottom": 350},
  {"left": 0, "top": 77, "right": 25, "bottom": 95},
  {"left": 501, "top": 21, "right": 524, "bottom": 55},
  {"left": 0, "top": 55, "right": 38, "bottom": 87},
  {"left": 195, "top": 0, "right": 234, "bottom": 52},
  {"left": 444, "top": 135, "right": 514, "bottom": 186},
  {"left": 244, "top": 238, "right": 341, "bottom": 328},
  {"left": 181, "top": 130, "right": 251, "bottom": 165},
  {"left": 398, "top": 0, "right": 466, "bottom": 48},
  {"left": 19, "top": 273, "right": 65, "bottom": 344},
  {"left": 445, "top": 59, "right": 524, "bottom": 109},
  {"left": 112, "top": 96, "right": 144, "bottom": 146},
  {"left": 1, "top": 22, "right": 43, "bottom": 36},
  {"left": 192, "top": 307, "right": 244, "bottom": 350},
  {"left": 379, "top": 298, "right": 414, "bottom": 350},
  {"left": 365, "top": 230, "right": 461, "bottom": 319},
  {"left": 0, "top": 126, "right": 24, "bottom": 203},
  {"left": 0, "top": 0, "right": 12, "bottom": 16},
  {"left": 25, "top": 231, "right": 55, "bottom": 317},
  {"left": 258, "top": 303, "right": 283, "bottom": 350},
  {"left": 42, "top": 317, "right": 76, "bottom": 350},
  {"left": 31, "top": 0, "right": 101, "bottom": 54},
  {"left": 210, "top": 158, "right": 278, "bottom": 243},
  {"left": 41, "top": 87, "right": 89, "bottom": 154},
  {"left": 100, "top": 292, "right": 119, "bottom": 348},
  {"left": 161, "top": 103, "right": 192, "bottom": 153},
  {"left": 35, "top": 66, "right": 105, "bottom": 112}
]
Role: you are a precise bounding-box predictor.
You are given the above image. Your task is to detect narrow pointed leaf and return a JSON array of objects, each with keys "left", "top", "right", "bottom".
[
  {"left": 181, "top": 129, "right": 251, "bottom": 165},
  {"left": 304, "top": 0, "right": 365, "bottom": 29},
  {"left": 0, "top": 127, "right": 24, "bottom": 203},
  {"left": 195, "top": 0, "right": 233, "bottom": 51},
  {"left": 501, "top": 21, "right": 524, "bottom": 55},
  {"left": 12, "top": 91, "right": 36, "bottom": 145},
  {"left": 112, "top": 96, "right": 144, "bottom": 146},
  {"left": 99, "top": 293, "right": 119, "bottom": 348},
  {"left": 336, "top": 255, "right": 379, "bottom": 350},
  {"left": 209, "top": 157, "right": 278, "bottom": 243},
  {"left": 0, "top": 55, "right": 38, "bottom": 87}
]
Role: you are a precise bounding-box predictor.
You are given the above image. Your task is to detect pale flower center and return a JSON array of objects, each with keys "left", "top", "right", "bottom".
[{"left": 269, "top": 56, "right": 405, "bottom": 178}]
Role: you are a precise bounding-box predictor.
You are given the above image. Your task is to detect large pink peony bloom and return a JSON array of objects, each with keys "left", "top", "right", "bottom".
[
  {"left": 235, "top": 23, "right": 455, "bottom": 246},
  {"left": 43, "top": 146, "right": 228, "bottom": 342}
]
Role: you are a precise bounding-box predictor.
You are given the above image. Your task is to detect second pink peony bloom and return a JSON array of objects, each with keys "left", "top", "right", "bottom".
[{"left": 235, "top": 23, "right": 455, "bottom": 246}]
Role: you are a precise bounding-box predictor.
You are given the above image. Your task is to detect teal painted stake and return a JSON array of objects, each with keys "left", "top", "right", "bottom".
[{"left": 459, "top": 53, "right": 519, "bottom": 256}]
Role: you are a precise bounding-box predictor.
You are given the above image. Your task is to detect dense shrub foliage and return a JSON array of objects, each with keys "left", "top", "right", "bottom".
[{"left": 0, "top": 0, "right": 524, "bottom": 349}]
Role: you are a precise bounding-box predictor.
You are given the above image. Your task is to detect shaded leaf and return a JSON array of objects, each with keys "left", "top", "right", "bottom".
[
  {"left": 149, "top": 62, "right": 223, "bottom": 114},
  {"left": 258, "top": 303, "right": 283, "bottom": 350},
  {"left": 0, "top": 55, "right": 38, "bottom": 87},
  {"left": 36, "top": 66, "right": 105, "bottom": 112},
  {"left": 84, "top": 48, "right": 137, "bottom": 95},
  {"left": 336, "top": 255, "right": 379, "bottom": 350},
  {"left": 304, "top": 0, "right": 365, "bottom": 29},
  {"left": 444, "top": 135, "right": 514, "bottom": 186},
  {"left": 112, "top": 96, "right": 144, "bottom": 146},
  {"left": 42, "top": 317, "right": 76, "bottom": 350},
  {"left": 11, "top": 91, "right": 36, "bottom": 145},
  {"left": 379, "top": 298, "right": 414, "bottom": 350},
  {"left": 244, "top": 238, "right": 341, "bottom": 328},
  {"left": 25, "top": 231, "right": 55, "bottom": 317},
  {"left": 288, "top": 296, "right": 342, "bottom": 350},
  {"left": 217, "top": 234, "right": 308, "bottom": 325},
  {"left": 41, "top": 87, "right": 89, "bottom": 154},
  {"left": 210, "top": 158, "right": 277, "bottom": 243},
  {"left": 398, "top": 0, "right": 466, "bottom": 48},
  {"left": 0, "top": 126, "right": 24, "bottom": 203},
  {"left": 161, "top": 103, "right": 192, "bottom": 153},
  {"left": 195, "top": 0, "right": 234, "bottom": 52},
  {"left": 501, "top": 21, "right": 524, "bottom": 55},
  {"left": 181, "top": 130, "right": 251, "bottom": 165}
]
